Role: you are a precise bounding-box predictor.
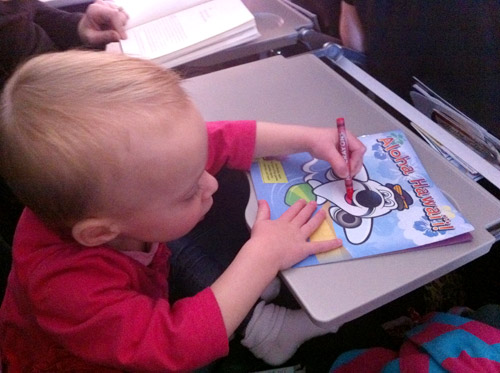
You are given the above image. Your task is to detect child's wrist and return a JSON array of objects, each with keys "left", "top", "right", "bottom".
[
  {"left": 299, "top": 127, "right": 320, "bottom": 155},
  {"left": 240, "top": 239, "right": 281, "bottom": 277}
]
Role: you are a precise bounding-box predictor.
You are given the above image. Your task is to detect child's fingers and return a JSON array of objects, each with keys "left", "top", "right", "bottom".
[
  {"left": 305, "top": 238, "right": 343, "bottom": 257},
  {"left": 330, "top": 150, "right": 350, "bottom": 179},
  {"left": 347, "top": 131, "right": 366, "bottom": 175},
  {"left": 300, "top": 208, "right": 327, "bottom": 236},
  {"left": 279, "top": 198, "right": 308, "bottom": 221},
  {"left": 289, "top": 200, "right": 319, "bottom": 227},
  {"left": 254, "top": 199, "right": 271, "bottom": 223}
]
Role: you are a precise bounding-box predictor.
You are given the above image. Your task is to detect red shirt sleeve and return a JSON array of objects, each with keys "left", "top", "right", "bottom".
[{"left": 206, "top": 120, "right": 256, "bottom": 174}]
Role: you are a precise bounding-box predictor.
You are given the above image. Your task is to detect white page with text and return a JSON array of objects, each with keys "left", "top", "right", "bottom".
[
  {"left": 120, "top": 0, "right": 256, "bottom": 63},
  {"left": 115, "top": 0, "right": 209, "bottom": 29}
]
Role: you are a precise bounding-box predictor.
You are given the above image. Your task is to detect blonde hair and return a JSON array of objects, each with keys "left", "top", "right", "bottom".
[{"left": 0, "top": 50, "right": 190, "bottom": 230}]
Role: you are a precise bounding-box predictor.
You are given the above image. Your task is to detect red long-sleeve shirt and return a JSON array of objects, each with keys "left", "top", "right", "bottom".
[{"left": 0, "top": 120, "right": 256, "bottom": 372}]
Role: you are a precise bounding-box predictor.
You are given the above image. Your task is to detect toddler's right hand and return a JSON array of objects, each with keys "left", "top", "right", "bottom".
[{"left": 249, "top": 199, "right": 342, "bottom": 271}]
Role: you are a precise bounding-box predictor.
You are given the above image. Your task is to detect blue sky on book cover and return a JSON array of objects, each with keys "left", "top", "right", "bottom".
[{"left": 250, "top": 130, "right": 474, "bottom": 267}]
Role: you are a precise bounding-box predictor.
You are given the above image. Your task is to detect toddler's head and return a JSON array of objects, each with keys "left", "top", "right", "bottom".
[{"left": 0, "top": 51, "right": 217, "bottom": 245}]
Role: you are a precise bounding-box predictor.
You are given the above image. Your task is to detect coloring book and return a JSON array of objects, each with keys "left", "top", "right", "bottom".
[{"left": 250, "top": 130, "right": 474, "bottom": 268}]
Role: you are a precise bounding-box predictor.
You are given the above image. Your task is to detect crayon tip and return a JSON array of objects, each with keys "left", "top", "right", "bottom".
[{"left": 346, "top": 189, "right": 354, "bottom": 205}]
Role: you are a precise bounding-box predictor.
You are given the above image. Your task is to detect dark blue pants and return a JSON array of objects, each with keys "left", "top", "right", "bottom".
[
  {"left": 168, "top": 168, "right": 252, "bottom": 306},
  {"left": 168, "top": 168, "right": 298, "bottom": 333}
]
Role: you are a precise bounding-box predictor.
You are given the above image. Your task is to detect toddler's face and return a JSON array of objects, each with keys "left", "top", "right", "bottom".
[{"left": 108, "top": 105, "right": 218, "bottom": 243}]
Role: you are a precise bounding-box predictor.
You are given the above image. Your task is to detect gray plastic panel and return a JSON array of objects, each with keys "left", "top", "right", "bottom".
[{"left": 183, "top": 54, "right": 500, "bottom": 328}]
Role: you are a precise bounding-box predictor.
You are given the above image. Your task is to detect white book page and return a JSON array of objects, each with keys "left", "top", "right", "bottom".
[
  {"left": 121, "top": 0, "right": 255, "bottom": 61},
  {"left": 162, "top": 25, "right": 258, "bottom": 68},
  {"left": 115, "top": 0, "right": 209, "bottom": 29}
]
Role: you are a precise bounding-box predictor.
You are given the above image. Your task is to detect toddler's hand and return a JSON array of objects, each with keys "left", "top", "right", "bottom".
[
  {"left": 249, "top": 199, "right": 342, "bottom": 271},
  {"left": 309, "top": 127, "right": 366, "bottom": 179}
]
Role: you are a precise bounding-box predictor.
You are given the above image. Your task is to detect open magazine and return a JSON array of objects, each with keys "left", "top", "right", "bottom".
[
  {"left": 250, "top": 130, "right": 474, "bottom": 268},
  {"left": 410, "top": 78, "right": 500, "bottom": 181}
]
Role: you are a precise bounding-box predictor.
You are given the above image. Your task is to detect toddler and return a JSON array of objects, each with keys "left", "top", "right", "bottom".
[{"left": 0, "top": 50, "right": 365, "bottom": 371}]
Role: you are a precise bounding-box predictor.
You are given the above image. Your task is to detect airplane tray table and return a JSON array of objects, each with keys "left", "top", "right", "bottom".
[{"left": 182, "top": 53, "right": 500, "bottom": 329}]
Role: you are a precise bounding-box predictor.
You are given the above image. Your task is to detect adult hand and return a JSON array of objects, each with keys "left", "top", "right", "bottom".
[{"left": 78, "top": 0, "right": 129, "bottom": 46}]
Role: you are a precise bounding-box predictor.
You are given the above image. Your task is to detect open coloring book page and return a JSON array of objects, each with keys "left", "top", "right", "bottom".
[{"left": 250, "top": 130, "right": 474, "bottom": 267}]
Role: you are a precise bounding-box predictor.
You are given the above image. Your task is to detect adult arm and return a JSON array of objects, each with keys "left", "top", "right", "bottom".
[
  {"left": 339, "top": 0, "right": 365, "bottom": 52},
  {"left": 33, "top": 0, "right": 128, "bottom": 48},
  {"left": 0, "top": 0, "right": 78, "bottom": 87},
  {"left": 32, "top": 0, "right": 83, "bottom": 49}
]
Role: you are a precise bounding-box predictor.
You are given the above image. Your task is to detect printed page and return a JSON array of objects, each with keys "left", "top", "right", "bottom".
[
  {"left": 120, "top": 0, "right": 256, "bottom": 63},
  {"left": 115, "top": 0, "right": 208, "bottom": 29},
  {"left": 161, "top": 26, "right": 258, "bottom": 68}
]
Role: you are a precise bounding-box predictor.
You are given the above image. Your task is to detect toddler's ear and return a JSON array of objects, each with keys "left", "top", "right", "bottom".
[{"left": 72, "top": 218, "right": 120, "bottom": 247}]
